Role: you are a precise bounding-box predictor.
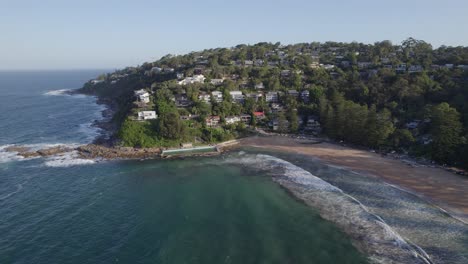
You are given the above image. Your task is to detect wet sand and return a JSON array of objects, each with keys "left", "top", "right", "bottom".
[{"left": 239, "top": 136, "right": 468, "bottom": 223}]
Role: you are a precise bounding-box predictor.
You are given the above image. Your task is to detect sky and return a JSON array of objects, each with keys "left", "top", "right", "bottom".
[{"left": 1, "top": 0, "right": 468, "bottom": 70}]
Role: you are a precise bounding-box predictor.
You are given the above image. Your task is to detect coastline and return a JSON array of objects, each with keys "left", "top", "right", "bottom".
[{"left": 237, "top": 135, "right": 468, "bottom": 224}]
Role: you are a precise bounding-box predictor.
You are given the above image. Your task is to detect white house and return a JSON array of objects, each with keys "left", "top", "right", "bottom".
[
  {"left": 134, "top": 89, "right": 150, "bottom": 104},
  {"left": 178, "top": 75, "right": 206, "bottom": 85},
  {"left": 225, "top": 116, "right": 241, "bottom": 125},
  {"left": 211, "top": 91, "right": 223, "bottom": 103},
  {"left": 254, "top": 83, "right": 265, "bottom": 90},
  {"left": 210, "top": 79, "right": 224, "bottom": 86},
  {"left": 198, "top": 92, "right": 211, "bottom": 103},
  {"left": 137, "top": 111, "right": 158, "bottom": 121},
  {"left": 408, "top": 65, "right": 423, "bottom": 73},
  {"left": 229, "top": 91, "right": 244, "bottom": 103}
]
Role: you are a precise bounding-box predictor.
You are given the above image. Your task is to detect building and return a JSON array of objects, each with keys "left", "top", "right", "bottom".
[
  {"left": 210, "top": 79, "right": 224, "bottom": 86},
  {"left": 300, "top": 90, "right": 310, "bottom": 103},
  {"left": 205, "top": 116, "right": 220, "bottom": 127},
  {"left": 358, "top": 62, "right": 373, "bottom": 69},
  {"left": 178, "top": 75, "right": 206, "bottom": 85},
  {"left": 211, "top": 91, "right": 223, "bottom": 103},
  {"left": 225, "top": 116, "right": 241, "bottom": 124},
  {"left": 175, "top": 94, "right": 191, "bottom": 107},
  {"left": 253, "top": 112, "right": 266, "bottom": 120},
  {"left": 304, "top": 117, "right": 322, "bottom": 135},
  {"left": 396, "top": 64, "right": 407, "bottom": 73},
  {"left": 246, "top": 92, "right": 263, "bottom": 102},
  {"left": 408, "top": 65, "right": 423, "bottom": 73},
  {"left": 137, "top": 111, "right": 157, "bottom": 121},
  {"left": 229, "top": 91, "right": 244, "bottom": 103},
  {"left": 240, "top": 114, "right": 251, "bottom": 124},
  {"left": 265, "top": 92, "right": 279, "bottom": 103},
  {"left": 288, "top": 90, "right": 299, "bottom": 98},
  {"left": 198, "top": 92, "right": 211, "bottom": 103},
  {"left": 134, "top": 89, "right": 150, "bottom": 104},
  {"left": 254, "top": 83, "right": 265, "bottom": 90}
]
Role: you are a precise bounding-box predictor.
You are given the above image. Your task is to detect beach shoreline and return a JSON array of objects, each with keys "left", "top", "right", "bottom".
[{"left": 237, "top": 135, "right": 468, "bottom": 224}]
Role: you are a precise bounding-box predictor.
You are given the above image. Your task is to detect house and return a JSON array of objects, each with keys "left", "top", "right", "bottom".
[
  {"left": 194, "top": 66, "right": 205, "bottom": 74},
  {"left": 304, "top": 117, "right": 322, "bottom": 135},
  {"left": 150, "top": 67, "right": 162, "bottom": 73},
  {"left": 270, "top": 118, "right": 289, "bottom": 131},
  {"left": 254, "top": 59, "right": 264, "bottom": 66},
  {"left": 341, "top": 61, "right": 351, "bottom": 68},
  {"left": 176, "top": 73, "right": 184, "bottom": 80},
  {"left": 175, "top": 94, "right": 191, "bottom": 107},
  {"left": 225, "top": 116, "right": 241, "bottom": 125},
  {"left": 253, "top": 112, "right": 266, "bottom": 120},
  {"left": 240, "top": 114, "right": 251, "bottom": 124},
  {"left": 163, "top": 68, "right": 175, "bottom": 73},
  {"left": 246, "top": 92, "right": 263, "bottom": 102},
  {"left": 300, "top": 90, "right": 310, "bottom": 103},
  {"left": 396, "top": 64, "right": 407, "bottom": 73},
  {"left": 265, "top": 92, "right": 279, "bottom": 103},
  {"left": 180, "top": 114, "right": 199, "bottom": 121},
  {"left": 288, "top": 90, "right": 299, "bottom": 98},
  {"left": 381, "top": 57, "right": 390, "bottom": 64},
  {"left": 205, "top": 116, "right": 221, "bottom": 127},
  {"left": 321, "top": 64, "right": 335, "bottom": 70},
  {"left": 408, "top": 65, "right": 423, "bottom": 73},
  {"left": 181, "top": 143, "right": 193, "bottom": 148},
  {"left": 270, "top": 103, "right": 284, "bottom": 113},
  {"left": 134, "top": 89, "right": 150, "bottom": 104},
  {"left": 198, "top": 92, "right": 211, "bottom": 103},
  {"left": 137, "top": 111, "right": 158, "bottom": 121},
  {"left": 211, "top": 91, "right": 223, "bottom": 103},
  {"left": 254, "top": 83, "right": 265, "bottom": 90},
  {"left": 210, "top": 79, "right": 224, "bottom": 86},
  {"left": 268, "top": 61, "right": 279, "bottom": 67},
  {"left": 229, "top": 91, "right": 244, "bottom": 103},
  {"left": 91, "top": 79, "right": 105, "bottom": 85},
  {"left": 178, "top": 75, "right": 206, "bottom": 85},
  {"left": 244, "top": 60, "right": 254, "bottom": 66},
  {"left": 406, "top": 120, "right": 421, "bottom": 130},
  {"left": 280, "top": 70, "right": 291, "bottom": 77},
  {"left": 358, "top": 62, "right": 373, "bottom": 69}
]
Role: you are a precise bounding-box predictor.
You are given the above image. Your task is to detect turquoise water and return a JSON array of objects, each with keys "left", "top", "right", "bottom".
[{"left": 0, "top": 71, "right": 367, "bottom": 263}]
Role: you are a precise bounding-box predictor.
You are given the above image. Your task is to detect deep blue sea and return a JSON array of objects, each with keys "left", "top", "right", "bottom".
[{"left": 0, "top": 71, "right": 466, "bottom": 264}]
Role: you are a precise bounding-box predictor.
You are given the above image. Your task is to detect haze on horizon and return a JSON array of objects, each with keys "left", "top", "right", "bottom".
[{"left": 1, "top": 0, "right": 467, "bottom": 70}]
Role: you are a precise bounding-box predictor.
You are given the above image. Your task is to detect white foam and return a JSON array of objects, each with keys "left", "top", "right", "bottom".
[
  {"left": 43, "top": 89, "right": 72, "bottom": 96},
  {"left": 43, "top": 150, "right": 95, "bottom": 167}
]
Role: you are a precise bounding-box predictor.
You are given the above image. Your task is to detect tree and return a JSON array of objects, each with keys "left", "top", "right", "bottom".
[{"left": 430, "top": 103, "right": 463, "bottom": 163}]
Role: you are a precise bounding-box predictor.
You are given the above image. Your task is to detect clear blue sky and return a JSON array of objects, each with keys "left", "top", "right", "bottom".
[{"left": 1, "top": 0, "right": 467, "bottom": 70}]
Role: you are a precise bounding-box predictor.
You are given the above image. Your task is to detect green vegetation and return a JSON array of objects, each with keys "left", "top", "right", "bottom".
[{"left": 82, "top": 38, "right": 468, "bottom": 168}]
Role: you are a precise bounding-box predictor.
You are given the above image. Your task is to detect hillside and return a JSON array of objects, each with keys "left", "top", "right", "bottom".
[{"left": 79, "top": 38, "right": 468, "bottom": 168}]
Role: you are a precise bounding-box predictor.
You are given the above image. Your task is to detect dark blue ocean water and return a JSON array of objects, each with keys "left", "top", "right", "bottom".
[{"left": 0, "top": 71, "right": 368, "bottom": 263}]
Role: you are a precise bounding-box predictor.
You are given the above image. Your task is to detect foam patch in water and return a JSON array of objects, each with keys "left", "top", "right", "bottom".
[{"left": 43, "top": 150, "right": 95, "bottom": 167}]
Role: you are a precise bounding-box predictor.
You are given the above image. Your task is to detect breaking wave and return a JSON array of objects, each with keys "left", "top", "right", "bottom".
[
  {"left": 43, "top": 89, "right": 87, "bottom": 99},
  {"left": 0, "top": 143, "right": 95, "bottom": 167},
  {"left": 43, "top": 150, "right": 95, "bottom": 167},
  {"left": 224, "top": 153, "right": 433, "bottom": 264}
]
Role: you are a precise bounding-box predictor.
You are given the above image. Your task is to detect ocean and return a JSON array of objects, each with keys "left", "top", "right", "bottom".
[
  {"left": 0, "top": 71, "right": 367, "bottom": 263},
  {"left": 0, "top": 71, "right": 467, "bottom": 264}
]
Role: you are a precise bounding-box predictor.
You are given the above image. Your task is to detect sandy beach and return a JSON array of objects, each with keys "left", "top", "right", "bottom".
[{"left": 239, "top": 136, "right": 468, "bottom": 223}]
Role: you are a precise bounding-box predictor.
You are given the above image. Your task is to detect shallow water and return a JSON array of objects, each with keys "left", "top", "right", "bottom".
[{"left": 0, "top": 158, "right": 369, "bottom": 264}]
